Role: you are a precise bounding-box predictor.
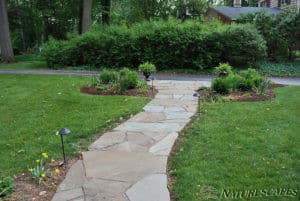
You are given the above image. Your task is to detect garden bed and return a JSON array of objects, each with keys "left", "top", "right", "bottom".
[
  {"left": 80, "top": 86, "right": 158, "bottom": 98},
  {"left": 200, "top": 84, "right": 286, "bottom": 102},
  {"left": 9, "top": 159, "right": 77, "bottom": 201}
]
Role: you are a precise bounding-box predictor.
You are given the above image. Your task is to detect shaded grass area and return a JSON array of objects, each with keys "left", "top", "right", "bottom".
[
  {"left": 0, "top": 75, "right": 149, "bottom": 177},
  {"left": 1, "top": 54, "right": 299, "bottom": 78},
  {"left": 0, "top": 54, "right": 47, "bottom": 70},
  {"left": 258, "top": 60, "right": 300, "bottom": 77},
  {"left": 170, "top": 86, "right": 300, "bottom": 201}
]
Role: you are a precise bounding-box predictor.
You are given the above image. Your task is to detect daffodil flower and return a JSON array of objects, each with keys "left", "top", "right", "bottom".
[
  {"left": 55, "top": 168, "right": 60, "bottom": 174},
  {"left": 42, "top": 152, "right": 48, "bottom": 159},
  {"left": 41, "top": 173, "right": 46, "bottom": 178},
  {"left": 51, "top": 159, "right": 55, "bottom": 163},
  {"left": 28, "top": 168, "right": 33, "bottom": 172},
  {"left": 36, "top": 159, "right": 40, "bottom": 163}
]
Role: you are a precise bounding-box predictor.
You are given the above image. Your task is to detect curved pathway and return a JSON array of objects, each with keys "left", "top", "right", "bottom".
[{"left": 52, "top": 80, "right": 206, "bottom": 201}]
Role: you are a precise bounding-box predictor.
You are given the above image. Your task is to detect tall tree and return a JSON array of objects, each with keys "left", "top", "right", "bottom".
[
  {"left": 0, "top": 0, "right": 15, "bottom": 63},
  {"left": 81, "top": 0, "right": 93, "bottom": 33}
]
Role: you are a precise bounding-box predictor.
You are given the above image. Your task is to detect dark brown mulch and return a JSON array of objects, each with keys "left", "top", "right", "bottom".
[
  {"left": 8, "top": 159, "right": 77, "bottom": 201},
  {"left": 200, "top": 84, "right": 286, "bottom": 102},
  {"left": 80, "top": 86, "right": 158, "bottom": 98}
]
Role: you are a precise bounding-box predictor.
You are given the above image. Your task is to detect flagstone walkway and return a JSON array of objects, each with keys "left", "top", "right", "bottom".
[{"left": 51, "top": 80, "right": 206, "bottom": 201}]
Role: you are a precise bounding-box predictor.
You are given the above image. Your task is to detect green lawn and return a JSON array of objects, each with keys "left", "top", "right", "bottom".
[
  {"left": 0, "top": 54, "right": 47, "bottom": 70},
  {"left": 170, "top": 86, "right": 300, "bottom": 201},
  {"left": 0, "top": 75, "right": 149, "bottom": 177}
]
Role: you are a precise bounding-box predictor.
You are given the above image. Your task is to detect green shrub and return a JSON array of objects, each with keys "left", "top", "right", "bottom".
[
  {"left": 0, "top": 177, "right": 14, "bottom": 197},
  {"left": 223, "top": 24, "right": 267, "bottom": 66},
  {"left": 42, "top": 20, "right": 266, "bottom": 70},
  {"left": 99, "top": 69, "right": 119, "bottom": 84},
  {"left": 240, "top": 68, "right": 264, "bottom": 88},
  {"left": 120, "top": 69, "right": 138, "bottom": 91},
  {"left": 139, "top": 62, "right": 156, "bottom": 74},
  {"left": 212, "top": 66, "right": 266, "bottom": 93},
  {"left": 214, "top": 63, "right": 233, "bottom": 77},
  {"left": 212, "top": 78, "right": 231, "bottom": 94}
]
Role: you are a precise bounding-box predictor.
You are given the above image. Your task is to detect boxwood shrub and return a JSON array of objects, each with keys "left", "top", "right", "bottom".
[{"left": 42, "top": 20, "right": 267, "bottom": 69}]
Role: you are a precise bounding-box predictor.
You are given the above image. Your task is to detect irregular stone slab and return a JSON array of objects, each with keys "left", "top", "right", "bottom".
[
  {"left": 58, "top": 160, "right": 85, "bottom": 192},
  {"left": 157, "top": 90, "right": 195, "bottom": 95},
  {"left": 127, "top": 132, "right": 156, "bottom": 147},
  {"left": 140, "top": 131, "right": 171, "bottom": 142},
  {"left": 89, "top": 131, "right": 126, "bottom": 151},
  {"left": 143, "top": 105, "right": 164, "bottom": 112},
  {"left": 164, "top": 111, "right": 194, "bottom": 120},
  {"left": 51, "top": 188, "right": 84, "bottom": 201},
  {"left": 164, "top": 106, "right": 186, "bottom": 112},
  {"left": 105, "top": 141, "right": 145, "bottom": 152},
  {"left": 155, "top": 94, "right": 173, "bottom": 99},
  {"left": 83, "top": 151, "right": 168, "bottom": 182},
  {"left": 149, "top": 99, "right": 197, "bottom": 107},
  {"left": 83, "top": 178, "right": 131, "bottom": 201},
  {"left": 149, "top": 132, "right": 178, "bottom": 156},
  {"left": 128, "top": 112, "right": 166, "bottom": 122},
  {"left": 125, "top": 174, "right": 170, "bottom": 201},
  {"left": 114, "top": 122, "right": 183, "bottom": 133}
]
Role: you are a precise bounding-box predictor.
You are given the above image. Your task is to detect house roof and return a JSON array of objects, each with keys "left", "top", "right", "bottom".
[{"left": 210, "top": 6, "right": 281, "bottom": 21}]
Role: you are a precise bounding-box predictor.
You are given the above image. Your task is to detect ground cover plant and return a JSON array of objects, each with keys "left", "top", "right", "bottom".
[
  {"left": 257, "top": 60, "right": 300, "bottom": 77},
  {"left": 0, "top": 74, "right": 149, "bottom": 178},
  {"left": 170, "top": 86, "right": 300, "bottom": 201}
]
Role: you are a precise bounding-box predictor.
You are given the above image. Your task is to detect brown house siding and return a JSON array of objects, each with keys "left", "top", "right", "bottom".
[{"left": 206, "top": 7, "right": 234, "bottom": 24}]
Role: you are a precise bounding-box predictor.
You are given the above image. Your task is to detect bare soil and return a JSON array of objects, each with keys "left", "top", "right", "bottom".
[
  {"left": 80, "top": 86, "right": 158, "bottom": 98},
  {"left": 7, "top": 159, "right": 77, "bottom": 201}
]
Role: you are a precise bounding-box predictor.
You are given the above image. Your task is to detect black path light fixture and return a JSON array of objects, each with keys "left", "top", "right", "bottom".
[
  {"left": 151, "top": 76, "right": 155, "bottom": 96},
  {"left": 58, "top": 128, "right": 71, "bottom": 167}
]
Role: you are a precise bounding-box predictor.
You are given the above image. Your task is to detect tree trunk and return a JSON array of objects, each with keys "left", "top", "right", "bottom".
[
  {"left": 101, "top": 0, "right": 110, "bottom": 25},
  {"left": 0, "top": 0, "right": 15, "bottom": 63},
  {"left": 81, "top": 0, "right": 92, "bottom": 33}
]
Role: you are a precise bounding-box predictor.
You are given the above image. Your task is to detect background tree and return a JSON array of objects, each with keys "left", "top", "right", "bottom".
[
  {"left": 81, "top": 0, "right": 93, "bottom": 33},
  {"left": 0, "top": 0, "right": 15, "bottom": 63}
]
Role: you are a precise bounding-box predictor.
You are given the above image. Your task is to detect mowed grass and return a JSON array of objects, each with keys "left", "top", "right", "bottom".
[
  {"left": 0, "top": 54, "right": 47, "bottom": 69},
  {"left": 0, "top": 75, "right": 149, "bottom": 177},
  {"left": 170, "top": 86, "right": 300, "bottom": 201}
]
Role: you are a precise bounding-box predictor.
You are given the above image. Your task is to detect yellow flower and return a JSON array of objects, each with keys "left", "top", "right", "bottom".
[
  {"left": 36, "top": 159, "right": 40, "bottom": 163},
  {"left": 28, "top": 168, "right": 33, "bottom": 172},
  {"left": 42, "top": 152, "right": 48, "bottom": 159},
  {"left": 55, "top": 168, "right": 60, "bottom": 174},
  {"left": 51, "top": 159, "right": 55, "bottom": 163},
  {"left": 41, "top": 173, "right": 46, "bottom": 178}
]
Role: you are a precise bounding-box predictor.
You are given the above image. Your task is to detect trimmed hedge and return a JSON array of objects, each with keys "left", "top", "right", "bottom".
[{"left": 42, "top": 20, "right": 266, "bottom": 69}]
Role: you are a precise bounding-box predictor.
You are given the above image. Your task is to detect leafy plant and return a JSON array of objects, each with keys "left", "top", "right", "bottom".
[
  {"left": 137, "top": 80, "right": 150, "bottom": 93},
  {"left": 254, "top": 79, "right": 271, "bottom": 95},
  {"left": 99, "top": 69, "right": 119, "bottom": 84},
  {"left": 119, "top": 69, "right": 139, "bottom": 92},
  {"left": 214, "top": 63, "right": 233, "bottom": 77},
  {"left": 139, "top": 62, "right": 156, "bottom": 74},
  {"left": 28, "top": 152, "right": 50, "bottom": 185},
  {"left": 0, "top": 177, "right": 14, "bottom": 197}
]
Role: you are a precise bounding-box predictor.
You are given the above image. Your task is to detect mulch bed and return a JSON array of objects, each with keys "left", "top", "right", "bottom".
[
  {"left": 80, "top": 86, "right": 158, "bottom": 98},
  {"left": 200, "top": 84, "right": 286, "bottom": 102},
  {"left": 7, "top": 159, "right": 77, "bottom": 201}
]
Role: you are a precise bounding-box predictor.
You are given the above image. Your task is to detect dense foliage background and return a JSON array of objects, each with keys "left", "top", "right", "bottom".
[{"left": 42, "top": 20, "right": 266, "bottom": 69}]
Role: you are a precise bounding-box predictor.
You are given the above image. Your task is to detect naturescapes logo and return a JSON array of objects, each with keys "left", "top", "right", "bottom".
[{"left": 199, "top": 186, "right": 298, "bottom": 200}]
